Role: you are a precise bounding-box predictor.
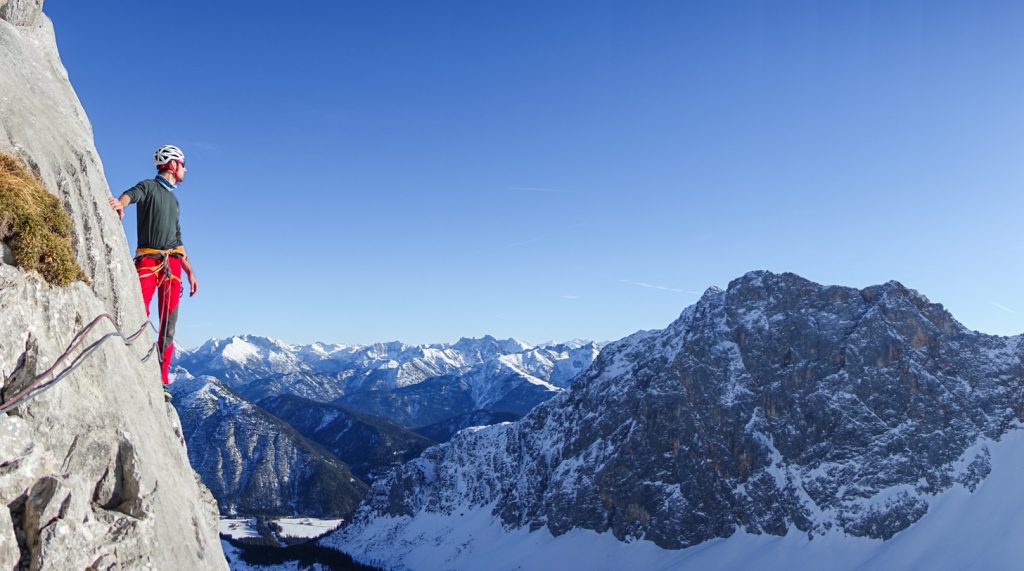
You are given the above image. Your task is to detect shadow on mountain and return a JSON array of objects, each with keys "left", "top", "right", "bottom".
[{"left": 223, "top": 535, "right": 383, "bottom": 570}]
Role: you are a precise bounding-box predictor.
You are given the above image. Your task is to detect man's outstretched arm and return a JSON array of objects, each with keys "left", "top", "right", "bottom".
[
  {"left": 180, "top": 246, "right": 199, "bottom": 297},
  {"left": 108, "top": 194, "right": 130, "bottom": 220}
]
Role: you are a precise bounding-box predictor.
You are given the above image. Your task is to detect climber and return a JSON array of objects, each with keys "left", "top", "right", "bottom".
[{"left": 108, "top": 145, "right": 198, "bottom": 385}]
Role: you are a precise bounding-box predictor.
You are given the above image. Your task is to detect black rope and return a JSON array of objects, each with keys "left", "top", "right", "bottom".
[
  {"left": 6, "top": 331, "right": 124, "bottom": 412},
  {"left": 1, "top": 315, "right": 160, "bottom": 415}
]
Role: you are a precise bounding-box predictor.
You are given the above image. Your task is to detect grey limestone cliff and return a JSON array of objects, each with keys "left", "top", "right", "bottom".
[{"left": 1, "top": 4, "right": 226, "bottom": 570}]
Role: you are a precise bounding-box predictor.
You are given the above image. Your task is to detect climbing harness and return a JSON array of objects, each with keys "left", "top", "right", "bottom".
[
  {"left": 134, "top": 246, "right": 186, "bottom": 380},
  {"left": 0, "top": 314, "right": 158, "bottom": 415},
  {"left": 135, "top": 246, "right": 186, "bottom": 280}
]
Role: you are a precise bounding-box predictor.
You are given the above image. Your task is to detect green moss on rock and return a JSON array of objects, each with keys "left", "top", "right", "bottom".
[{"left": 0, "top": 152, "right": 87, "bottom": 286}]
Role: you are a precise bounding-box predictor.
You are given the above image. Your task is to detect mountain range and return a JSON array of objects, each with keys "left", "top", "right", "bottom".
[
  {"left": 176, "top": 335, "right": 599, "bottom": 425},
  {"left": 170, "top": 335, "right": 601, "bottom": 518}
]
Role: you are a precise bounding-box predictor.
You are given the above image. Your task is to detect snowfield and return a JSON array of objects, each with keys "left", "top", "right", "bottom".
[
  {"left": 219, "top": 518, "right": 344, "bottom": 541},
  {"left": 336, "top": 427, "right": 1024, "bottom": 570}
]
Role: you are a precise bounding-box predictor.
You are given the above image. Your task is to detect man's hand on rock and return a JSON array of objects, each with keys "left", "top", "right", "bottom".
[{"left": 108, "top": 196, "right": 124, "bottom": 220}]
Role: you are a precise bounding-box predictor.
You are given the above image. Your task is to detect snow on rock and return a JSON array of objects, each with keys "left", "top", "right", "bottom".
[
  {"left": 328, "top": 271, "right": 1024, "bottom": 570},
  {"left": 335, "top": 428, "right": 1024, "bottom": 571},
  {"left": 222, "top": 336, "right": 263, "bottom": 365}
]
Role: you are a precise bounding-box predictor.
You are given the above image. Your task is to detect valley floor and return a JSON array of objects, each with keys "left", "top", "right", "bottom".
[{"left": 220, "top": 518, "right": 345, "bottom": 542}]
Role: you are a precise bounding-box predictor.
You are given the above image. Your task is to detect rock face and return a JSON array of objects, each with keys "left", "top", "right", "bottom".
[
  {"left": 0, "top": 1, "right": 43, "bottom": 27},
  {"left": 0, "top": 6, "right": 226, "bottom": 570},
  {"left": 412, "top": 409, "right": 519, "bottom": 442},
  {"left": 330, "top": 272, "right": 1024, "bottom": 563}
]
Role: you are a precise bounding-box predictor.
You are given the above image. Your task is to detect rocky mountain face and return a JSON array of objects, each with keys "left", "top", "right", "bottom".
[
  {"left": 169, "top": 377, "right": 368, "bottom": 518},
  {"left": 412, "top": 409, "right": 519, "bottom": 442},
  {"left": 0, "top": 1, "right": 41, "bottom": 27},
  {"left": 0, "top": 5, "right": 226, "bottom": 570},
  {"left": 258, "top": 395, "right": 436, "bottom": 482},
  {"left": 177, "top": 334, "right": 600, "bottom": 428},
  {"left": 329, "top": 272, "right": 1024, "bottom": 566}
]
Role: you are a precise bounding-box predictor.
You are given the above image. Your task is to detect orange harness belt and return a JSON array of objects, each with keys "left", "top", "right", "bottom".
[{"left": 135, "top": 246, "right": 186, "bottom": 282}]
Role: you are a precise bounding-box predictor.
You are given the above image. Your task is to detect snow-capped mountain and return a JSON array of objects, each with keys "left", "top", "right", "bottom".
[
  {"left": 497, "top": 342, "right": 602, "bottom": 389},
  {"left": 169, "top": 377, "right": 368, "bottom": 518},
  {"left": 178, "top": 335, "right": 512, "bottom": 395},
  {"left": 326, "top": 271, "right": 1024, "bottom": 570},
  {"left": 335, "top": 353, "right": 565, "bottom": 428},
  {"left": 181, "top": 336, "right": 308, "bottom": 381},
  {"left": 170, "top": 337, "right": 597, "bottom": 524},
  {"left": 176, "top": 335, "right": 600, "bottom": 428}
]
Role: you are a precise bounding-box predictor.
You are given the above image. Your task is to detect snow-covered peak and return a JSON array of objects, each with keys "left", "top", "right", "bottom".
[
  {"left": 331, "top": 271, "right": 1024, "bottom": 568},
  {"left": 452, "top": 335, "right": 532, "bottom": 356},
  {"left": 191, "top": 334, "right": 290, "bottom": 358},
  {"left": 178, "top": 332, "right": 595, "bottom": 396},
  {"left": 221, "top": 337, "right": 262, "bottom": 365},
  {"left": 544, "top": 338, "right": 592, "bottom": 350},
  {"left": 298, "top": 341, "right": 353, "bottom": 357}
]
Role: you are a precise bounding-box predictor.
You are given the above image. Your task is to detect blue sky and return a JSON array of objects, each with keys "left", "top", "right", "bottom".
[{"left": 46, "top": 1, "right": 1024, "bottom": 348}]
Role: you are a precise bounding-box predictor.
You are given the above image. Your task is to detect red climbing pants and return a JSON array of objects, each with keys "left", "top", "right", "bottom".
[{"left": 136, "top": 255, "right": 182, "bottom": 384}]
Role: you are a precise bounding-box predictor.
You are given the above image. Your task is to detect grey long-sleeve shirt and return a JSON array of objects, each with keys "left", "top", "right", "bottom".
[{"left": 122, "top": 176, "right": 182, "bottom": 251}]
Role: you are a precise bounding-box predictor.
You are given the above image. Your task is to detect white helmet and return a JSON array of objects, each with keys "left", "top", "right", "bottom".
[{"left": 153, "top": 145, "right": 185, "bottom": 167}]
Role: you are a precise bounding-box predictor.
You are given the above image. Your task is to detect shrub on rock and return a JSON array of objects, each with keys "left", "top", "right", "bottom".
[{"left": 0, "top": 152, "right": 86, "bottom": 286}]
